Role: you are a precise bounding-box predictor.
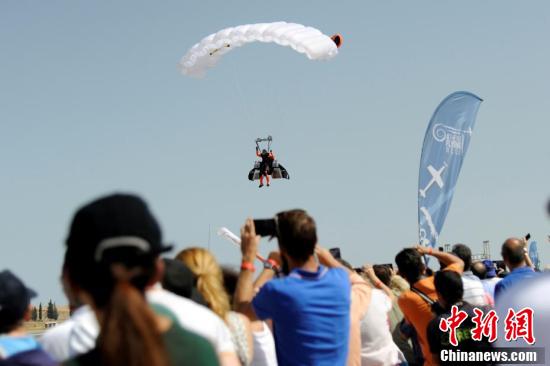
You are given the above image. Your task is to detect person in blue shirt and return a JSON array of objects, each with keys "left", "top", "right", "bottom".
[
  {"left": 494, "top": 238, "right": 538, "bottom": 302},
  {"left": 0, "top": 270, "right": 56, "bottom": 366},
  {"left": 234, "top": 210, "right": 351, "bottom": 366}
]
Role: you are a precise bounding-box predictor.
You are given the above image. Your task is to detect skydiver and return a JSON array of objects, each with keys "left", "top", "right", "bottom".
[{"left": 256, "top": 147, "right": 275, "bottom": 188}]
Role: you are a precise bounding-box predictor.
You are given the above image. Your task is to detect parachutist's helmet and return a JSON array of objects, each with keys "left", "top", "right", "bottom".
[{"left": 262, "top": 149, "right": 268, "bottom": 154}]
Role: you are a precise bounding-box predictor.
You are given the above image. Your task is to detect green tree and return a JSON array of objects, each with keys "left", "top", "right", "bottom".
[
  {"left": 52, "top": 302, "right": 59, "bottom": 320},
  {"left": 31, "top": 306, "right": 38, "bottom": 321},
  {"left": 47, "top": 299, "right": 54, "bottom": 319},
  {"left": 38, "top": 302, "right": 42, "bottom": 320}
]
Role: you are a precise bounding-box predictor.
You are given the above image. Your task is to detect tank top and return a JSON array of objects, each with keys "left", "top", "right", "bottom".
[{"left": 226, "top": 311, "right": 251, "bottom": 366}]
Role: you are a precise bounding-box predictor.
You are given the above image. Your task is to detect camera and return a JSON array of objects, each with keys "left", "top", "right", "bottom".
[
  {"left": 329, "top": 247, "right": 341, "bottom": 260},
  {"left": 253, "top": 219, "right": 277, "bottom": 237}
]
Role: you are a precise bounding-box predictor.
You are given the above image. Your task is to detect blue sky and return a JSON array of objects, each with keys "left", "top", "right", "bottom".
[{"left": 1, "top": 0, "right": 549, "bottom": 303}]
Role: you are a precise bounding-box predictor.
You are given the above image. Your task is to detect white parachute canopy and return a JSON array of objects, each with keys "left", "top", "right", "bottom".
[{"left": 178, "top": 21, "right": 341, "bottom": 78}]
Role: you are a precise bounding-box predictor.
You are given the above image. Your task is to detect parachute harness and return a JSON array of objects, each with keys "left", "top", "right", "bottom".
[{"left": 209, "top": 44, "right": 231, "bottom": 56}]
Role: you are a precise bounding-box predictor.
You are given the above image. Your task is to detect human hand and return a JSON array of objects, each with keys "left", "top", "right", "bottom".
[
  {"left": 416, "top": 245, "right": 432, "bottom": 256},
  {"left": 362, "top": 264, "right": 376, "bottom": 280},
  {"left": 520, "top": 237, "right": 528, "bottom": 249},
  {"left": 315, "top": 246, "right": 339, "bottom": 268},
  {"left": 267, "top": 251, "right": 282, "bottom": 266},
  {"left": 240, "top": 218, "right": 260, "bottom": 263}
]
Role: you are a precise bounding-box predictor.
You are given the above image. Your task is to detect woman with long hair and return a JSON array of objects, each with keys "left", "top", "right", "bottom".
[
  {"left": 62, "top": 194, "right": 219, "bottom": 366},
  {"left": 176, "top": 248, "right": 254, "bottom": 366}
]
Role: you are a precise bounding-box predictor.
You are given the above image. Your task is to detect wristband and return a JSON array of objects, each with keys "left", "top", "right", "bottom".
[
  {"left": 267, "top": 259, "right": 279, "bottom": 269},
  {"left": 428, "top": 247, "right": 433, "bottom": 255},
  {"left": 241, "top": 261, "right": 255, "bottom": 272}
]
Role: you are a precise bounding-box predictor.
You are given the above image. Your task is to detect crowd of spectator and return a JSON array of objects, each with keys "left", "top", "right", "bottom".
[{"left": 0, "top": 192, "right": 548, "bottom": 366}]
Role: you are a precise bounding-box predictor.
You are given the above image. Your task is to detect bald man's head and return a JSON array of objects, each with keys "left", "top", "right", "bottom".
[
  {"left": 501, "top": 238, "right": 526, "bottom": 269},
  {"left": 471, "top": 261, "right": 487, "bottom": 279}
]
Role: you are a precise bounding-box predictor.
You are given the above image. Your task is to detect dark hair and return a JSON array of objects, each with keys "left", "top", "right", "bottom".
[
  {"left": 395, "top": 248, "right": 424, "bottom": 284},
  {"left": 161, "top": 258, "right": 194, "bottom": 299},
  {"left": 495, "top": 260, "right": 506, "bottom": 270},
  {"left": 0, "top": 319, "right": 20, "bottom": 334},
  {"left": 276, "top": 209, "right": 317, "bottom": 263},
  {"left": 222, "top": 267, "right": 239, "bottom": 303},
  {"left": 471, "top": 261, "right": 487, "bottom": 279},
  {"left": 0, "top": 306, "right": 27, "bottom": 334},
  {"left": 501, "top": 241, "right": 525, "bottom": 266},
  {"left": 65, "top": 248, "right": 168, "bottom": 366},
  {"left": 434, "top": 270, "right": 463, "bottom": 306},
  {"left": 373, "top": 265, "right": 392, "bottom": 287},
  {"left": 452, "top": 244, "right": 472, "bottom": 271}
]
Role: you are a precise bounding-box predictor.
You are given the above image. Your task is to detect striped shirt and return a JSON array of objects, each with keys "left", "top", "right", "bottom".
[{"left": 462, "top": 271, "right": 489, "bottom": 307}]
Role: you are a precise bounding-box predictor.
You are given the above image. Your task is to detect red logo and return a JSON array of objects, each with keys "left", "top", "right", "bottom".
[
  {"left": 504, "top": 307, "right": 536, "bottom": 344},
  {"left": 439, "top": 305, "right": 469, "bottom": 346},
  {"left": 471, "top": 308, "right": 498, "bottom": 343},
  {"left": 438, "top": 306, "right": 536, "bottom": 345}
]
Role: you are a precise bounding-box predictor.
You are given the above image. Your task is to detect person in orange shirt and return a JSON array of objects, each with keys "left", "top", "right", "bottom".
[
  {"left": 256, "top": 147, "right": 275, "bottom": 188},
  {"left": 394, "top": 246, "right": 464, "bottom": 366}
]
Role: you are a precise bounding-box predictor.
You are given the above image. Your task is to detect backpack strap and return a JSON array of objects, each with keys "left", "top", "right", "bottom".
[{"left": 410, "top": 286, "right": 435, "bottom": 305}]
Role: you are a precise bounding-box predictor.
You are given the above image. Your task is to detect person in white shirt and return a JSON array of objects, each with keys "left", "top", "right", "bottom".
[
  {"left": 452, "top": 244, "right": 489, "bottom": 307},
  {"left": 250, "top": 321, "right": 278, "bottom": 366},
  {"left": 39, "top": 305, "right": 93, "bottom": 360},
  {"left": 40, "top": 253, "right": 100, "bottom": 360},
  {"left": 361, "top": 264, "right": 407, "bottom": 366},
  {"left": 359, "top": 289, "right": 406, "bottom": 366}
]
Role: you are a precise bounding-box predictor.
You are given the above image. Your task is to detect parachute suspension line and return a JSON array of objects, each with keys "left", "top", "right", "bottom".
[
  {"left": 229, "top": 59, "right": 254, "bottom": 126},
  {"left": 258, "top": 68, "right": 285, "bottom": 133},
  {"left": 271, "top": 75, "right": 288, "bottom": 131}
]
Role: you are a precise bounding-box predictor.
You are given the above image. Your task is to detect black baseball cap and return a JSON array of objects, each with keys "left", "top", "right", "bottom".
[
  {"left": 66, "top": 193, "right": 172, "bottom": 263},
  {"left": 0, "top": 270, "right": 37, "bottom": 328}
]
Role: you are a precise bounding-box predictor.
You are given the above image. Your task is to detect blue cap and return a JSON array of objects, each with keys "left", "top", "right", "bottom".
[{"left": 482, "top": 259, "right": 497, "bottom": 278}]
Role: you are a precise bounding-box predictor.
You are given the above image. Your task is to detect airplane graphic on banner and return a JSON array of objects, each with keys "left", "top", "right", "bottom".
[{"left": 419, "top": 163, "right": 447, "bottom": 199}]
